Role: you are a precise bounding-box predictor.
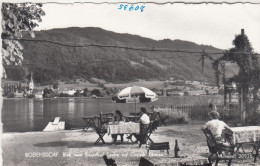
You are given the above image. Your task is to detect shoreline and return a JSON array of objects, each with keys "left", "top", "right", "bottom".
[{"left": 2, "top": 129, "right": 83, "bottom": 134}]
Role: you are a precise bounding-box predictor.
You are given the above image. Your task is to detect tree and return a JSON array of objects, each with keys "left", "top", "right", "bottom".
[
  {"left": 74, "top": 90, "right": 82, "bottom": 97},
  {"left": 2, "top": 3, "right": 45, "bottom": 66},
  {"left": 91, "top": 89, "right": 101, "bottom": 97},
  {"left": 1, "top": 4, "right": 45, "bottom": 165},
  {"left": 43, "top": 88, "right": 56, "bottom": 98},
  {"left": 213, "top": 29, "right": 259, "bottom": 124},
  {"left": 82, "top": 88, "right": 88, "bottom": 97}
]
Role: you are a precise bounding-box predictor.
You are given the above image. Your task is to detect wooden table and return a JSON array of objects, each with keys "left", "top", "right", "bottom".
[
  {"left": 95, "top": 122, "right": 140, "bottom": 144},
  {"left": 107, "top": 122, "right": 140, "bottom": 135},
  {"left": 229, "top": 126, "right": 260, "bottom": 144},
  {"left": 82, "top": 116, "right": 99, "bottom": 131},
  {"left": 139, "top": 155, "right": 209, "bottom": 166}
]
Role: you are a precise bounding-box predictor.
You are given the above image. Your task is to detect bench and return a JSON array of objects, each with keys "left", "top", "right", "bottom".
[{"left": 146, "top": 142, "right": 170, "bottom": 155}]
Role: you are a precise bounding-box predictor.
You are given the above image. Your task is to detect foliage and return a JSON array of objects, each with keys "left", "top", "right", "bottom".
[
  {"left": 59, "top": 93, "right": 73, "bottom": 97},
  {"left": 82, "top": 88, "right": 88, "bottom": 97},
  {"left": 74, "top": 90, "right": 82, "bottom": 97},
  {"left": 213, "top": 33, "right": 259, "bottom": 92},
  {"left": 27, "top": 93, "right": 35, "bottom": 98},
  {"left": 6, "top": 92, "right": 15, "bottom": 98},
  {"left": 2, "top": 3, "right": 45, "bottom": 66},
  {"left": 223, "top": 103, "right": 260, "bottom": 125},
  {"left": 183, "top": 91, "right": 189, "bottom": 96},
  {"left": 212, "top": 31, "right": 259, "bottom": 124},
  {"left": 53, "top": 81, "right": 59, "bottom": 89},
  {"left": 91, "top": 89, "right": 102, "bottom": 97},
  {"left": 32, "top": 67, "right": 60, "bottom": 85},
  {"left": 103, "top": 87, "right": 118, "bottom": 96},
  {"left": 218, "top": 89, "right": 224, "bottom": 95},
  {"left": 43, "top": 88, "right": 56, "bottom": 98},
  {"left": 4, "top": 65, "right": 26, "bottom": 80},
  {"left": 155, "top": 108, "right": 189, "bottom": 124}
]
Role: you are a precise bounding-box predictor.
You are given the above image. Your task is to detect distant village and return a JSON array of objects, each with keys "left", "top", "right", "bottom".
[
  {"left": 2, "top": 75, "right": 88, "bottom": 99},
  {"left": 2, "top": 75, "right": 239, "bottom": 100}
]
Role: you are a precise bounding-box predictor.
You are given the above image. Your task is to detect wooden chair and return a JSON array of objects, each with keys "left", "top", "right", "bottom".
[
  {"left": 149, "top": 112, "right": 167, "bottom": 126},
  {"left": 103, "top": 155, "right": 117, "bottom": 166},
  {"left": 82, "top": 116, "right": 98, "bottom": 131},
  {"left": 94, "top": 126, "right": 107, "bottom": 144},
  {"left": 146, "top": 142, "right": 170, "bottom": 155},
  {"left": 129, "top": 112, "right": 140, "bottom": 116},
  {"left": 100, "top": 112, "right": 114, "bottom": 125},
  {"left": 89, "top": 118, "right": 107, "bottom": 144},
  {"left": 101, "top": 112, "right": 114, "bottom": 117},
  {"left": 139, "top": 120, "right": 160, "bottom": 147},
  {"left": 202, "top": 128, "right": 235, "bottom": 166}
]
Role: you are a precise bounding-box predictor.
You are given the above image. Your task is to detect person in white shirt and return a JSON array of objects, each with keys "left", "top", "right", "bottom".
[
  {"left": 140, "top": 108, "right": 150, "bottom": 125},
  {"left": 126, "top": 107, "right": 150, "bottom": 145},
  {"left": 202, "top": 105, "right": 233, "bottom": 141}
]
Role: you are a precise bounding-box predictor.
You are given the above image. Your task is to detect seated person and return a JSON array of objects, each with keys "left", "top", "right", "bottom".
[
  {"left": 111, "top": 110, "right": 124, "bottom": 143},
  {"left": 127, "top": 107, "right": 150, "bottom": 145},
  {"left": 202, "top": 107, "right": 233, "bottom": 143},
  {"left": 138, "top": 107, "right": 150, "bottom": 143}
]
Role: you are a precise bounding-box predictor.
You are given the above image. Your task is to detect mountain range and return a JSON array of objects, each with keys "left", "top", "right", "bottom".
[{"left": 5, "top": 27, "right": 230, "bottom": 85}]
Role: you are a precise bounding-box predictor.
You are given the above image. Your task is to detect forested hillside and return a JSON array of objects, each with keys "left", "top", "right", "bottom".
[{"left": 5, "top": 27, "right": 224, "bottom": 85}]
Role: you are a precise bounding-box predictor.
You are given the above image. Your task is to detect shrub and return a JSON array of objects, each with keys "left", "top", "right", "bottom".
[
  {"left": 154, "top": 108, "right": 189, "bottom": 124},
  {"left": 6, "top": 93, "right": 15, "bottom": 98},
  {"left": 27, "top": 94, "right": 35, "bottom": 98},
  {"left": 246, "top": 111, "right": 260, "bottom": 125},
  {"left": 246, "top": 100, "right": 260, "bottom": 125}
]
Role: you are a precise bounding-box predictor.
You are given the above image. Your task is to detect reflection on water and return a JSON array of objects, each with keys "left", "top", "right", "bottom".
[
  {"left": 68, "top": 98, "right": 75, "bottom": 115},
  {"left": 28, "top": 99, "right": 34, "bottom": 129},
  {"left": 2, "top": 96, "right": 223, "bottom": 132}
]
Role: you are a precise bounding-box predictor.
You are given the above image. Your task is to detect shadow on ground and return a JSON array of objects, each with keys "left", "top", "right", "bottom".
[
  {"left": 34, "top": 141, "right": 140, "bottom": 148},
  {"left": 34, "top": 141, "right": 103, "bottom": 148}
]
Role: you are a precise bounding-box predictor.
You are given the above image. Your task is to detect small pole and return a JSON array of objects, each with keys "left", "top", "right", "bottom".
[{"left": 134, "top": 96, "right": 136, "bottom": 114}]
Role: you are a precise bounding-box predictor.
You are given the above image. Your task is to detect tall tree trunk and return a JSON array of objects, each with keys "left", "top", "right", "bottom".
[
  {"left": 240, "top": 86, "right": 246, "bottom": 125},
  {"left": 229, "top": 92, "right": 232, "bottom": 104},
  {"left": 224, "top": 85, "right": 227, "bottom": 106}
]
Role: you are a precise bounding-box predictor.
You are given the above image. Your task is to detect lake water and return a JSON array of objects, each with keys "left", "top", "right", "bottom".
[{"left": 2, "top": 96, "right": 222, "bottom": 132}]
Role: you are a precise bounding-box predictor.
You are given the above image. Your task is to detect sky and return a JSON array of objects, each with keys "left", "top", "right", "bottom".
[{"left": 35, "top": 3, "right": 260, "bottom": 52}]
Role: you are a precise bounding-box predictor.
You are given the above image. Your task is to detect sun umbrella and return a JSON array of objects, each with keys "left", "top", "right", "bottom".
[{"left": 112, "top": 86, "right": 158, "bottom": 112}]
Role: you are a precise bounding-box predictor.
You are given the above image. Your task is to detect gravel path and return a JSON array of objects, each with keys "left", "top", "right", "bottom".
[{"left": 2, "top": 121, "right": 260, "bottom": 166}]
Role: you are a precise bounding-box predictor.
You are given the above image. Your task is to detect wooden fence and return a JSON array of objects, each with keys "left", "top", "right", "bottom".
[{"left": 153, "top": 104, "right": 229, "bottom": 120}]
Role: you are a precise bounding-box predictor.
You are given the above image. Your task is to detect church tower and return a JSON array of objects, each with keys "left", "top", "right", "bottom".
[{"left": 28, "top": 74, "right": 34, "bottom": 93}]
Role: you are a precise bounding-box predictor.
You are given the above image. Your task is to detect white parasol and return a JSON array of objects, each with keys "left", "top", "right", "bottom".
[{"left": 112, "top": 86, "right": 158, "bottom": 112}]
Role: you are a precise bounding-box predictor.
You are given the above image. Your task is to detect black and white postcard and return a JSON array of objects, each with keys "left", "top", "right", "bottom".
[{"left": 1, "top": 0, "right": 260, "bottom": 166}]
